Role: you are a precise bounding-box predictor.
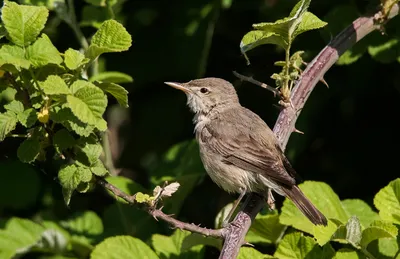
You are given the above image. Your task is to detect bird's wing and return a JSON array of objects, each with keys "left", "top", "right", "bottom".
[{"left": 201, "top": 107, "right": 297, "bottom": 187}]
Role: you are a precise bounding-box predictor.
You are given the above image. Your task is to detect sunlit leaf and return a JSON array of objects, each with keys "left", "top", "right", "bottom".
[
  {"left": 64, "top": 48, "right": 88, "bottom": 70},
  {"left": 0, "top": 44, "right": 31, "bottom": 69},
  {"left": 374, "top": 178, "right": 400, "bottom": 224},
  {"left": 280, "top": 181, "right": 348, "bottom": 235},
  {"left": 26, "top": 34, "right": 63, "bottom": 67},
  {"left": 86, "top": 20, "right": 132, "bottom": 59},
  {"left": 360, "top": 220, "right": 398, "bottom": 248},
  {"left": 91, "top": 236, "right": 159, "bottom": 259},
  {"left": 96, "top": 82, "right": 129, "bottom": 108},
  {"left": 246, "top": 211, "right": 286, "bottom": 245},
  {"left": 90, "top": 71, "right": 133, "bottom": 84},
  {"left": 40, "top": 75, "right": 70, "bottom": 95},
  {"left": 2, "top": 1, "right": 49, "bottom": 46}
]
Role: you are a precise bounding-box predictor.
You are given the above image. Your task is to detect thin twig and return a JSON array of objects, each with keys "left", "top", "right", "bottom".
[
  {"left": 220, "top": 4, "right": 400, "bottom": 259},
  {"left": 97, "top": 177, "right": 136, "bottom": 204},
  {"left": 233, "top": 71, "right": 281, "bottom": 97},
  {"left": 151, "top": 209, "right": 225, "bottom": 238},
  {"left": 97, "top": 177, "right": 225, "bottom": 239}
]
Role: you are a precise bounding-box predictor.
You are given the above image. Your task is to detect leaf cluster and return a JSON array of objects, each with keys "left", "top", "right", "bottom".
[{"left": 0, "top": 0, "right": 131, "bottom": 205}]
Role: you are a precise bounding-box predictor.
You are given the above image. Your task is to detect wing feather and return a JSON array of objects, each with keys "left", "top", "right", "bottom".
[{"left": 201, "top": 107, "right": 297, "bottom": 187}]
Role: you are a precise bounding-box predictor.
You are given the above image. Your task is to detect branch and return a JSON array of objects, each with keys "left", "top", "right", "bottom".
[
  {"left": 220, "top": 4, "right": 400, "bottom": 259},
  {"left": 233, "top": 71, "right": 281, "bottom": 97},
  {"left": 96, "top": 177, "right": 225, "bottom": 239}
]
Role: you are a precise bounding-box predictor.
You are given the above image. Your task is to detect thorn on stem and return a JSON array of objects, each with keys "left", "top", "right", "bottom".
[
  {"left": 320, "top": 77, "right": 329, "bottom": 88},
  {"left": 293, "top": 128, "right": 304, "bottom": 134}
]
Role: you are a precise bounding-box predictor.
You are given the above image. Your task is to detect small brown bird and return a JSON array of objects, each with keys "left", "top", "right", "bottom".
[{"left": 165, "top": 78, "right": 327, "bottom": 226}]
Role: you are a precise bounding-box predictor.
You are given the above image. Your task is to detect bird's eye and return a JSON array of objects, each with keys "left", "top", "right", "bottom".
[{"left": 200, "top": 88, "right": 209, "bottom": 94}]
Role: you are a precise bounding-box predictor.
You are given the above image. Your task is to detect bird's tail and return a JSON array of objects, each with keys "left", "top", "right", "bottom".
[{"left": 281, "top": 185, "right": 328, "bottom": 226}]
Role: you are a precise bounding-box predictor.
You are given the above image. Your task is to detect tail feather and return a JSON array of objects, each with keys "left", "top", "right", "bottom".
[{"left": 281, "top": 185, "right": 328, "bottom": 226}]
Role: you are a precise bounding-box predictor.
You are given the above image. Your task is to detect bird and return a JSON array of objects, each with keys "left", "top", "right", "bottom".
[{"left": 165, "top": 77, "right": 327, "bottom": 226}]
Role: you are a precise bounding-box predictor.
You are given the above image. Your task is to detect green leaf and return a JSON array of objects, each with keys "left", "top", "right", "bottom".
[
  {"left": 240, "top": 0, "right": 311, "bottom": 53},
  {"left": 96, "top": 82, "right": 129, "bottom": 108},
  {"left": 331, "top": 217, "right": 362, "bottom": 246},
  {"left": 60, "top": 211, "right": 103, "bottom": 244},
  {"left": 66, "top": 83, "right": 107, "bottom": 125},
  {"left": 104, "top": 176, "right": 146, "bottom": 203},
  {"left": 70, "top": 80, "right": 91, "bottom": 94},
  {"left": 4, "top": 100, "right": 24, "bottom": 114},
  {"left": 64, "top": 48, "right": 88, "bottom": 70},
  {"left": 17, "top": 108, "right": 37, "bottom": 127},
  {"left": 292, "top": 12, "right": 327, "bottom": 38},
  {"left": 41, "top": 75, "right": 70, "bottom": 95},
  {"left": 2, "top": 1, "right": 49, "bottom": 46},
  {"left": 368, "top": 38, "right": 400, "bottom": 64},
  {"left": 342, "top": 199, "right": 380, "bottom": 228},
  {"left": 91, "top": 236, "right": 159, "bottom": 259},
  {"left": 238, "top": 247, "right": 277, "bottom": 259},
  {"left": 26, "top": 34, "right": 63, "bottom": 67},
  {"left": 246, "top": 211, "right": 286, "bottom": 245},
  {"left": 274, "top": 232, "right": 334, "bottom": 259},
  {"left": 53, "top": 128, "right": 75, "bottom": 151},
  {"left": 280, "top": 181, "right": 348, "bottom": 235},
  {"left": 51, "top": 106, "right": 95, "bottom": 137},
  {"left": 0, "top": 160, "right": 41, "bottom": 209},
  {"left": 149, "top": 140, "right": 206, "bottom": 215},
  {"left": 360, "top": 220, "right": 398, "bottom": 248},
  {"left": 90, "top": 71, "right": 133, "bottom": 84},
  {"left": 86, "top": 20, "right": 132, "bottom": 59},
  {"left": 215, "top": 202, "right": 234, "bottom": 229},
  {"left": 84, "top": 0, "right": 106, "bottom": 6},
  {"left": 32, "top": 227, "right": 69, "bottom": 253},
  {"left": 0, "top": 218, "right": 46, "bottom": 258},
  {"left": 374, "top": 178, "right": 400, "bottom": 224},
  {"left": 65, "top": 120, "right": 95, "bottom": 136},
  {"left": 346, "top": 216, "right": 362, "bottom": 247},
  {"left": 337, "top": 48, "right": 365, "bottom": 65},
  {"left": 152, "top": 230, "right": 188, "bottom": 258},
  {"left": 90, "top": 159, "right": 108, "bottom": 176},
  {"left": 17, "top": 138, "right": 41, "bottom": 163},
  {"left": 135, "top": 192, "right": 153, "bottom": 203},
  {"left": 240, "top": 30, "right": 285, "bottom": 56},
  {"left": 0, "top": 44, "right": 31, "bottom": 70},
  {"left": 367, "top": 237, "right": 400, "bottom": 259},
  {"left": 58, "top": 164, "right": 83, "bottom": 205},
  {"left": 103, "top": 203, "right": 159, "bottom": 241},
  {"left": 76, "top": 137, "right": 103, "bottom": 166},
  {"left": 0, "top": 112, "right": 18, "bottom": 141},
  {"left": 181, "top": 233, "right": 222, "bottom": 251},
  {"left": 333, "top": 248, "right": 365, "bottom": 259},
  {"left": 152, "top": 230, "right": 203, "bottom": 259},
  {"left": 313, "top": 220, "right": 342, "bottom": 246}
]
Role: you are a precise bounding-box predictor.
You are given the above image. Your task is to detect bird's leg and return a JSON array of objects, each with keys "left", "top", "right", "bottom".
[
  {"left": 222, "top": 188, "right": 246, "bottom": 228},
  {"left": 267, "top": 188, "right": 276, "bottom": 210}
]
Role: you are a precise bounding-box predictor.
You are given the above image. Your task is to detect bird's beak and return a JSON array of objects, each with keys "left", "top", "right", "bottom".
[{"left": 164, "top": 82, "right": 191, "bottom": 93}]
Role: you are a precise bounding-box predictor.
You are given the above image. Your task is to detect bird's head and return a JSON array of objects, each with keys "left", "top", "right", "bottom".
[{"left": 165, "top": 77, "right": 239, "bottom": 114}]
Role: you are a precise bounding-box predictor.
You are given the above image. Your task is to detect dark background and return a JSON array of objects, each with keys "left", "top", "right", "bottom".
[{"left": 1, "top": 0, "right": 399, "bottom": 256}]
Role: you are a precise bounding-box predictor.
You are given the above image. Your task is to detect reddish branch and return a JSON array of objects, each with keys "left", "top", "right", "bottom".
[
  {"left": 97, "top": 4, "right": 400, "bottom": 259},
  {"left": 222, "top": 4, "right": 400, "bottom": 259},
  {"left": 97, "top": 178, "right": 225, "bottom": 238}
]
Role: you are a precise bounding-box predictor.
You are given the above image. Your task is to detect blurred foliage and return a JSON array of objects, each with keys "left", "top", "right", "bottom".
[{"left": 0, "top": 0, "right": 400, "bottom": 258}]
